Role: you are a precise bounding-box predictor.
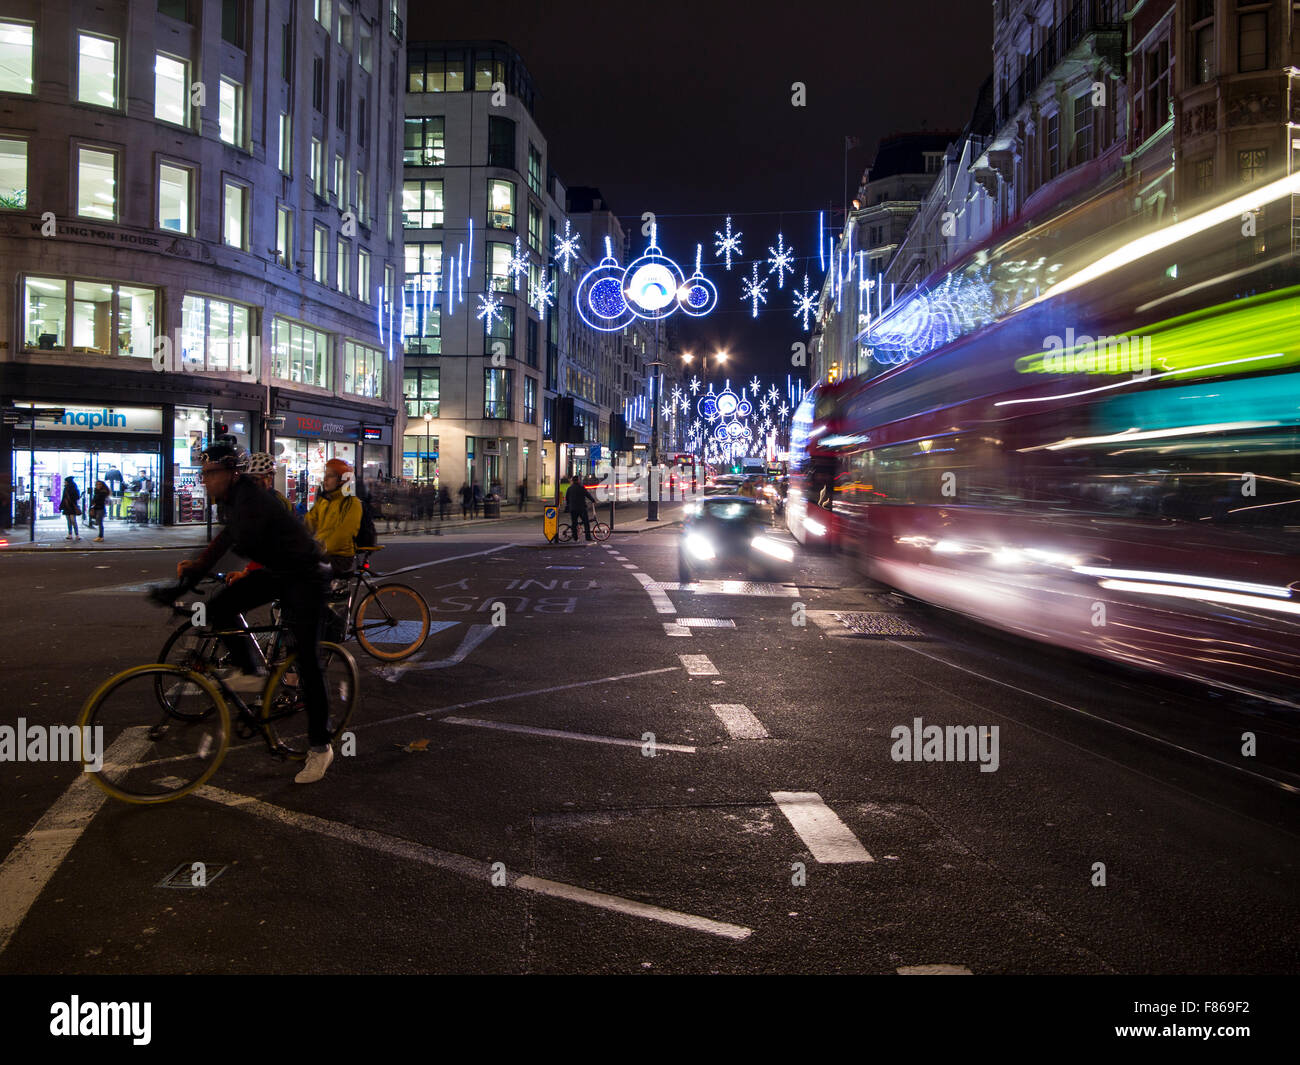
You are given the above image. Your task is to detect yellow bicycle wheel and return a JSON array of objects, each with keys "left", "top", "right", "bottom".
[
  {"left": 260, "top": 641, "right": 360, "bottom": 759},
  {"left": 79, "top": 664, "right": 230, "bottom": 804}
]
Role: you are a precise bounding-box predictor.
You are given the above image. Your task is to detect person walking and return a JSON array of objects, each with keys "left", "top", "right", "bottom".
[
  {"left": 565, "top": 475, "right": 597, "bottom": 543},
  {"left": 438, "top": 484, "right": 451, "bottom": 520},
  {"left": 59, "top": 477, "right": 82, "bottom": 541},
  {"left": 518, "top": 480, "right": 527, "bottom": 512},
  {"left": 459, "top": 482, "right": 471, "bottom": 519},
  {"left": 471, "top": 483, "right": 483, "bottom": 518},
  {"left": 88, "top": 479, "right": 110, "bottom": 541}
]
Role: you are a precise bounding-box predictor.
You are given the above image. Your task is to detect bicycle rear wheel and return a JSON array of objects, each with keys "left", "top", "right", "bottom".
[
  {"left": 156, "top": 622, "right": 228, "bottom": 719},
  {"left": 81, "top": 665, "right": 230, "bottom": 803},
  {"left": 591, "top": 522, "right": 611, "bottom": 542},
  {"left": 260, "top": 642, "right": 359, "bottom": 759},
  {"left": 353, "top": 583, "right": 430, "bottom": 660}
]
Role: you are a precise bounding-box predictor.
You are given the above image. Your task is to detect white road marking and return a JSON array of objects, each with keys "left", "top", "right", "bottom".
[
  {"left": 513, "top": 876, "right": 751, "bottom": 941},
  {"left": 679, "top": 654, "right": 718, "bottom": 676},
  {"left": 441, "top": 716, "right": 696, "bottom": 753},
  {"left": 711, "top": 704, "right": 769, "bottom": 739},
  {"left": 381, "top": 542, "right": 521, "bottom": 577},
  {"left": 355, "top": 666, "right": 684, "bottom": 732},
  {"left": 373, "top": 624, "right": 499, "bottom": 681},
  {"left": 187, "top": 782, "right": 747, "bottom": 939},
  {"left": 770, "top": 791, "right": 873, "bottom": 863},
  {"left": 663, "top": 580, "right": 799, "bottom": 597},
  {"left": 622, "top": 564, "right": 637, "bottom": 569},
  {"left": 675, "top": 618, "right": 736, "bottom": 628},
  {"left": 0, "top": 731, "right": 153, "bottom": 956},
  {"left": 663, "top": 622, "right": 692, "bottom": 637},
  {"left": 633, "top": 571, "right": 676, "bottom": 614},
  {"left": 897, "top": 964, "right": 973, "bottom": 975}
]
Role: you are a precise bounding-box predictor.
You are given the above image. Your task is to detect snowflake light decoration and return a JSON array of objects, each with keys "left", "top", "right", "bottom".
[
  {"left": 749, "top": 376, "right": 762, "bottom": 395},
  {"left": 766, "top": 233, "right": 795, "bottom": 289},
  {"left": 792, "top": 274, "right": 816, "bottom": 331},
  {"left": 778, "top": 402, "right": 790, "bottom": 418},
  {"left": 476, "top": 292, "right": 504, "bottom": 330},
  {"left": 713, "top": 216, "right": 742, "bottom": 271},
  {"left": 552, "top": 219, "right": 581, "bottom": 273},
  {"left": 507, "top": 238, "right": 530, "bottom": 291},
  {"left": 529, "top": 272, "right": 556, "bottom": 321},
  {"left": 767, "top": 384, "right": 779, "bottom": 402},
  {"left": 739, "top": 262, "right": 768, "bottom": 318},
  {"left": 689, "top": 377, "right": 702, "bottom": 394},
  {"left": 662, "top": 403, "right": 673, "bottom": 419}
]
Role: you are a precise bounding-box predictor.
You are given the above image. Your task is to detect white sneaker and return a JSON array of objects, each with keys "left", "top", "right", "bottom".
[
  {"left": 65, "top": 535, "right": 72, "bottom": 541},
  {"left": 213, "top": 667, "right": 266, "bottom": 694},
  {"left": 295, "top": 746, "right": 334, "bottom": 784}
]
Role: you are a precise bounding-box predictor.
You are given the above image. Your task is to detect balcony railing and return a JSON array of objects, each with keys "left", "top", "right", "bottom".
[{"left": 994, "top": 1, "right": 1123, "bottom": 129}]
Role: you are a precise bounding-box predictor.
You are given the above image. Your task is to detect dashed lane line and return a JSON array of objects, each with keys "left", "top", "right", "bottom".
[
  {"left": 440, "top": 716, "right": 696, "bottom": 753},
  {"left": 679, "top": 654, "right": 719, "bottom": 676},
  {"left": 180, "top": 781, "right": 751, "bottom": 941},
  {"left": 897, "top": 964, "right": 974, "bottom": 975},
  {"left": 770, "top": 791, "right": 874, "bottom": 864},
  {"left": 711, "top": 704, "right": 769, "bottom": 740},
  {"left": 633, "top": 571, "right": 677, "bottom": 614}
]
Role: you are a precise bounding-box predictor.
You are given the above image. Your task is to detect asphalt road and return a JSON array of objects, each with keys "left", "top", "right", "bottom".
[{"left": 0, "top": 519, "right": 1296, "bottom": 975}]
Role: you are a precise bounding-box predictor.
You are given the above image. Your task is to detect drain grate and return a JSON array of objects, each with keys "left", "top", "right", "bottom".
[
  {"left": 676, "top": 618, "right": 737, "bottom": 628},
  {"left": 833, "top": 612, "right": 927, "bottom": 638}
]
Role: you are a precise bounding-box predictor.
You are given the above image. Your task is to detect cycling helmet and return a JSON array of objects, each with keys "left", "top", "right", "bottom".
[
  {"left": 247, "top": 452, "right": 275, "bottom": 476},
  {"left": 324, "top": 458, "right": 352, "bottom": 479},
  {"left": 200, "top": 442, "right": 247, "bottom": 470}
]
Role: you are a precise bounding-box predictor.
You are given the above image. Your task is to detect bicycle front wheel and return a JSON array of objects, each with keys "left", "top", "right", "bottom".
[
  {"left": 260, "top": 642, "right": 359, "bottom": 759},
  {"left": 557, "top": 521, "right": 574, "bottom": 542},
  {"left": 591, "top": 522, "right": 611, "bottom": 542},
  {"left": 81, "top": 665, "right": 230, "bottom": 804},
  {"left": 353, "top": 583, "right": 430, "bottom": 660}
]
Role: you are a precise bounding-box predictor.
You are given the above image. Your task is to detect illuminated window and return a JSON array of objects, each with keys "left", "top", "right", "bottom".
[
  {"left": 0, "top": 138, "right": 27, "bottom": 210},
  {"left": 402, "top": 179, "right": 443, "bottom": 227},
  {"left": 219, "top": 77, "right": 243, "bottom": 146},
  {"left": 158, "top": 163, "right": 191, "bottom": 233},
  {"left": 76, "top": 147, "right": 117, "bottom": 220},
  {"left": 155, "top": 54, "right": 189, "bottom": 126},
  {"left": 488, "top": 179, "right": 514, "bottom": 230},
  {"left": 222, "top": 180, "right": 248, "bottom": 249},
  {"left": 0, "top": 21, "right": 34, "bottom": 94},
  {"left": 77, "top": 34, "right": 117, "bottom": 108}
]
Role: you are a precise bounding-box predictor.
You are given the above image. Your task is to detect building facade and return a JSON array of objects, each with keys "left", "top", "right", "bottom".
[{"left": 0, "top": 0, "right": 407, "bottom": 530}]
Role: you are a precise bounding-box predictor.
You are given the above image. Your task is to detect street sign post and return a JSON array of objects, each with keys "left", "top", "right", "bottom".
[{"left": 543, "top": 506, "right": 557, "bottom": 542}]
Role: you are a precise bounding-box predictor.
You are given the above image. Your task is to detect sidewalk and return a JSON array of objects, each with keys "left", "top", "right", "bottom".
[{"left": 0, "top": 501, "right": 687, "bottom": 551}]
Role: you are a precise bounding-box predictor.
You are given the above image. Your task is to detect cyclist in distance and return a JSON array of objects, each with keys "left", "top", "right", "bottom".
[{"left": 172, "top": 443, "right": 337, "bottom": 784}]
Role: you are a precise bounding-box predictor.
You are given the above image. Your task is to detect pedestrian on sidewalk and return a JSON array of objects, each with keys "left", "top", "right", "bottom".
[
  {"left": 518, "top": 480, "right": 527, "bottom": 512},
  {"left": 89, "top": 480, "right": 110, "bottom": 542},
  {"left": 565, "top": 476, "right": 596, "bottom": 542},
  {"left": 471, "top": 483, "right": 483, "bottom": 518},
  {"left": 438, "top": 484, "right": 451, "bottom": 520},
  {"left": 59, "top": 477, "right": 82, "bottom": 541},
  {"left": 459, "top": 483, "right": 470, "bottom": 519}
]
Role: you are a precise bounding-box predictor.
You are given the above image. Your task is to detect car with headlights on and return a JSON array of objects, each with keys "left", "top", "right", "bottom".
[{"left": 679, "top": 496, "right": 795, "bottom": 584}]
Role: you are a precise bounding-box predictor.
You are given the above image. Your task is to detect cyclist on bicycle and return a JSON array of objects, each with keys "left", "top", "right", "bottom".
[
  {"left": 174, "top": 443, "right": 337, "bottom": 784},
  {"left": 306, "top": 457, "right": 362, "bottom": 578},
  {"left": 246, "top": 452, "right": 294, "bottom": 513}
]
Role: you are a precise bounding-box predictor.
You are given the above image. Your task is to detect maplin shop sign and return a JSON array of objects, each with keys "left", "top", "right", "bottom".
[{"left": 24, "top": 404, "right": 163, "bottom": 434}]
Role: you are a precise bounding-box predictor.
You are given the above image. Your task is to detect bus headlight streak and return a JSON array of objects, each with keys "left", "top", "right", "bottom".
[
  {"left": 804, "top": 516, "right": 826, "bottom": 537},
  {"left": 1097, "top": 580, "right": 1300, "bottom": 616},
  {"left": 1075, "top": 566, "right": 1294, "bottom": 599}
]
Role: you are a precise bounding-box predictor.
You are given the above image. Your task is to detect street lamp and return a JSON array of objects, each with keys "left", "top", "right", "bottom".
[{"left": 423, "top": 411, "right": 432, "bottom": 485}]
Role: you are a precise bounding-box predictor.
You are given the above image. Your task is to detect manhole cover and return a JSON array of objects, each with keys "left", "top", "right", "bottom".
[
  {"left": 157, "top": 862, "right": 228, "bottom": 889},
  {"left": 833, "top": 612, "right": 927, "bottom": 638}
]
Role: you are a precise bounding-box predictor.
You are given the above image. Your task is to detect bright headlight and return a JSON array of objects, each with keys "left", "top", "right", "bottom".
[
  {"left": 751, "top": 536, "right": 794, "bottom": 562},
  {"left": 684, "top": 532, "right": 716, "bottom": 560}
]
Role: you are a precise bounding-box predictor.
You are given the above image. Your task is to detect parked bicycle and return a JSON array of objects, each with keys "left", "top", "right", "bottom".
[{"left": 80, "top": 590, "right": 360, "bottom": 804}]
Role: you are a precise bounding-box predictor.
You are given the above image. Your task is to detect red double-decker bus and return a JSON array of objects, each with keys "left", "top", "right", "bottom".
[{"left": 794, "top": 171, "right": 1300, "bottom": 707}]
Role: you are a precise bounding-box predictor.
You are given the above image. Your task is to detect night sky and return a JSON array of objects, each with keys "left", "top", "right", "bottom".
[{"left": 407, "top": 1, "right": 993, "bottom": 379}]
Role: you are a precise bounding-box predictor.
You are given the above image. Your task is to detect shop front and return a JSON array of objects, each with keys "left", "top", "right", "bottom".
[
  {"left": 172, "top": 407, "right": 252, "bottom": 524},
  {"left": 273, "top": 404, "right": 391, "bottom": 511},
  {"left": 10, "top": 402, "right": 166, "bottom": 532}
]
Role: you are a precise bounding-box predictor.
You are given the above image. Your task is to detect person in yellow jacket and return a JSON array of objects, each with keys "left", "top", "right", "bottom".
[{"left": 306, "top": 458, "right": 362, "bottom": 576}]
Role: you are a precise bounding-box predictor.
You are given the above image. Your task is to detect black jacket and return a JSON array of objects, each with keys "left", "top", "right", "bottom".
[
  {"left": 192, "top": 475, "right": 324, "bottom": 577},
  {"left": 565, "top": 481, "right": 596, "bottom": 514}
]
